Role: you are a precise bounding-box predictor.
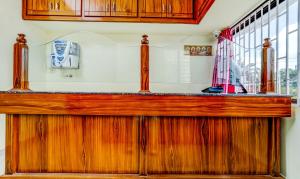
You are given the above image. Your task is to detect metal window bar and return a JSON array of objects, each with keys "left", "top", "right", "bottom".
[
  {"left": 244, "top": 22, "right": 247, "bottom": 90},
  {"left": 286, "top": 0, "right": 290, "bottom": 94},
  {"left": 248, "top": 24, "right": 251, "bottom": 92},
  {"left": 254, "top": 11, "right": 257, "bottom": 93},
  {"left": 276, "top": 0, "right": 280, "bottom": 93},
  {"left": 269, "top": 0, "right": 271, "bottom": 37}
]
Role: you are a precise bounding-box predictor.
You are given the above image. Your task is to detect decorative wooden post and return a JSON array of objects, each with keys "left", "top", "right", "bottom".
[
  {"left": 11, "top": 34, "right": 30, "bottom": 91},
  {"left": 260, "top": 38, "right": 275, "bottom": 93},
  {"left": 140, "top": 34, "right": 150, "bottom": 93}
]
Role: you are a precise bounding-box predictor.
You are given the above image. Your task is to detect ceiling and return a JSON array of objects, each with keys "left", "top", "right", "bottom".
[{"left": 30, "top": 0, "right": 263, "bottom": 36}]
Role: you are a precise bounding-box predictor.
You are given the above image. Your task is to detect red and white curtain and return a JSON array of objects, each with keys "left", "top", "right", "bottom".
[{"left": 212, "top": 28, "right": 235, "bottom": 93}]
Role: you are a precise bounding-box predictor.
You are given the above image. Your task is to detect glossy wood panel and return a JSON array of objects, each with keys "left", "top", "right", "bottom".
[
  {"left": 22, "top": 0, "right": 215, "bottom": 24},
  {"left": 261, "top": 38, "right": 275, "bottom": 94},
  {"left": 167, "top": 0, "right": 193, "bottom": 18},
  {"left": 5, "top": 115, "right": 282, "bottom": 178},
  {"left": 12, "top": 34, "right": 29, "bottom": 91},
  {"left": 84, "top": 0, "right": 111, "bottom": 16},
  {"left": 26, "top": 0, "right": 82, "bottom": 16},
  {"left": 7, "top": 115, "right": 139, "bottom": 174},
  {"left": 145, "top": 117, "right": 273, "bottom": 175},
  {"left": 139, "top": 0, "right": 167, "bottom": 18},
  {"left": 0, "top": 92, "right": 291, "bottom": 117},
  {"left": 140, "top": 35, "right": 150, "bottom": 93},
  {"left": 111, "top": 0, "right": 138, "bottom": 17}
]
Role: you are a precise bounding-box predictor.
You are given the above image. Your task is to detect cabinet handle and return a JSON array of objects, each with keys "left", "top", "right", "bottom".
[
  {"left": 162, "top": 4, "right": 166, "bottom": 12},
  {"left": 169, "top": 4, "right": 172, "bottom": 13}
]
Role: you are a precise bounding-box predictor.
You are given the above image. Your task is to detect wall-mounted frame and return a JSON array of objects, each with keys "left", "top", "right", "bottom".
[{"left": 184, "top": 45, "right": 212, "bottom": 56}]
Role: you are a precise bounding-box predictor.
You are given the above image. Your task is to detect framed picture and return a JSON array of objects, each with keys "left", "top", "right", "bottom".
[{"left": 184, "top": 45, "right": 212, "bottom": 56}]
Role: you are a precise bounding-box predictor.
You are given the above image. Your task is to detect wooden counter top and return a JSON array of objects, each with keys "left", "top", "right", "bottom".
[{"left": 0, "top": 91, "right": 291, "bottom": 117}]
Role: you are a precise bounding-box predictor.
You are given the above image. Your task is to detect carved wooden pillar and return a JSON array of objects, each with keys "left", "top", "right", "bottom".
[
  {"left": 260, "top": 38, "right": 275, "bottom": 94},
  {"left": 11, "top": 34, "right": 30, "bottom": 91},
  {"left": 140, "top": 35, "right": 150, "bottom": 93}
]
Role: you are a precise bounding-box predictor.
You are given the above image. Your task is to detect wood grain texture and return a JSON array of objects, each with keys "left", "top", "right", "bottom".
[
  {"left": 22, "top": 0, "right": 214, "bottom": 24},
  {"left": 260, "top": 39, "right": 275, "bottom": 94},
  {"left": 139, "top": 0, "right": 167, "bottom": 18},
  {"left": 0, "top": 93, "right": 291, "bottom": 117},
  {"left": 167, "top": 0, "right": 193, "bottom": 18},
  {"left": 5, "top": 115, "right": 19, "bottom": 174},
  {"left": 5, "top": 115, "right": 283, "bottom": 178},
  {"left": 0, "top": 174, "right": 285, "bottom": 179},
  {"left": 14, "top": 115, "right": 139, "bottom": 173},
  {"left": 12, "top": 34, "right": 29, "bottom": 91},
  {"left": 26, "top": 0, "right": 82, "bottom": 16},
  {"left": 9, "top": 115, "right": 139, "bottom": 173},
  {"left": 84, "top": 0, "right": 111, "bottom": 16},
  {"left": 111, "top": 0, "right": 138, "bottom": 17},
  {"left": 145, "top": 117, "right": 273, "bottom": 175},
  {"left": 140, "top": 35, "right": 150, "bottom": 93}
]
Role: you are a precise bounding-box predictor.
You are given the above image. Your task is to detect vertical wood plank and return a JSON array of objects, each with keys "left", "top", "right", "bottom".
[
  {"left": 268, "top": 118, "right": 281, "bottom": 177},
  {"left": 84, "top": 116, "right": 139, "bottom": 173},
  {"left": 139, "top": 117, "right": 147, "bottom": 176},
  {"left": 140, "top": 35, "right": 150, "bottom": 93},
  {"left": 5, "top": 115, "right": 19, "bottom": 174},
  {"left": 146, "top": 117, "right": 270, "bottom": 175}
]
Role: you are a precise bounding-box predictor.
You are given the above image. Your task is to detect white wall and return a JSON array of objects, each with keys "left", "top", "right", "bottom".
[
  {"left": 34, "top": 32, "right": 214, "bottom": 93},
  {"left": 281, "top": 106, "right": 300, "bottom": 179}
]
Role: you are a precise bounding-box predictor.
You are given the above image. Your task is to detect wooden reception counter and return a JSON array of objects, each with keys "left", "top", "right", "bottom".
[{"left": 0, "top": 91, "right": 291, "bottom": 179}]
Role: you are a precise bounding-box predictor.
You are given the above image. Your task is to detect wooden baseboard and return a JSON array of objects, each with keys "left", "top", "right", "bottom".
[{"left": 0, "top": 174, "right": 285, "bottom": 179}]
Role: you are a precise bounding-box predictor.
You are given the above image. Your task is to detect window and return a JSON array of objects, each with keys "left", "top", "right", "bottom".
[{"left": 232, "top": 0, "right": 299, "bottom": 98}]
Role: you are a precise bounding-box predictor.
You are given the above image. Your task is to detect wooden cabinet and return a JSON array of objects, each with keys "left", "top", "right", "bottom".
[
  {"left": 111, "top": 0, "right": 138, "bottom": 17},
  {"left": 140, "top": 0, "right": 193, "bottom": 18},
  {"left": 140, "top": 0, "right": 167, "bottom": 18},
  {"left": 84, "top": 0, "right": 137, "bottom": 17},
  {"left": 84, "top": 0, "right": 110, "bottom": 16},
  {"left": 167, "top": 0, "right": 193, "bottom": 18},
  {"left": 26, "top": 0, "right": 82, "bottom": 16},
  {"left": 23, "top": 0, "right": 214, "bottom": 24}
]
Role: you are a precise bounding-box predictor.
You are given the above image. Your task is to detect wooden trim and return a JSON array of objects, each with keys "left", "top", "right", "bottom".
[
  {"left": 11, "top": 34, "right": 30, "bottom": 91},
  {"left": 5, "top": 115, "right": 19, "bottom": 174},
  {"left": 140, "top": 35, "right": 150, "bottom": 93},
  {"left": 261, "top": 38, "right": 275, "bottom": 93},
  {"left": 0, "top": 174, "right": 285, "bottom": 179},
  {"left": 0, "top": 93, "right": 291, "bottom": 117},
  {"left": 196, "top": 0, "right": 215, "bottom": 24}
]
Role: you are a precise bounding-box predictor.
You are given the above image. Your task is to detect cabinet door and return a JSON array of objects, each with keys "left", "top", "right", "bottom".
[
  {"left": 167, "top": 0, "right": 193, "bottom": 18},
  {"left": 84, "top": 0, "right": 110, "bottom": 16},
  {"left": 111, "top": 0, "right": 138, "bottom": 17},
  {"left": 140, "top": 0, "right": 167, "bottom": 18},
  {"left": 26, "top": 0, "right": 82, "bottom": 16}
]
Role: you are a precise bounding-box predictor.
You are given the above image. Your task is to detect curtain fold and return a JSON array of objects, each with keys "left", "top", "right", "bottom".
[{"left": 212, "top": 28, "right": 235, "bottom": 93}]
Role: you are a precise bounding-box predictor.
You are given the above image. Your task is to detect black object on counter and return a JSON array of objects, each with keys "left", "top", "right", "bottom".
[{"left": 202, "top": 86, "right": 224, "bottom": 93}]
